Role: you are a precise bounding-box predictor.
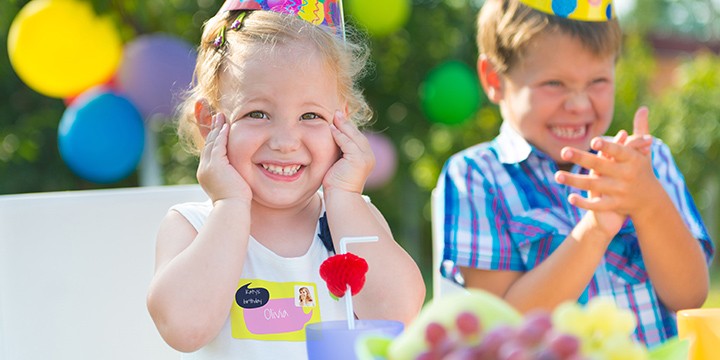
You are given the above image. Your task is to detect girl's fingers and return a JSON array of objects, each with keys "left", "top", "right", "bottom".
[
  {"left": 201, "top": 113, "right": 227, "bottom": 161},
  {"left": 330, "top": 122, "right": 354, "bottom": 152},
  {"left": 332, "top": 111, "right": 371, "bottom": 151}
]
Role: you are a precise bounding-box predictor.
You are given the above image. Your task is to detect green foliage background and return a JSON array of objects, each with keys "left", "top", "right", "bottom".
[{"left": 1, "top": 0, "right": 719, "bottom": 296}]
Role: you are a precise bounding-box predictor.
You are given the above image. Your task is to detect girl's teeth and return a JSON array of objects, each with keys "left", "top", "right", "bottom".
[
  {"left": 551, "top": 126, "right": 586, "bottom": 139},
  {"left": 262, "top": 164, "right": 301, "bottom": 176}
]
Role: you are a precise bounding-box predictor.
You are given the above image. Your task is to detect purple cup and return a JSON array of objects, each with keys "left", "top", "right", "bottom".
[{"left": 305, "top": 320, "right": 403, "bottom": 360}]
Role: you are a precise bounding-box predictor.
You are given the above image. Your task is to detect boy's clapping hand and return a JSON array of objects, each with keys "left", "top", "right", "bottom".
[{"left": 555, "top": 106, "right": 658, "bottom": 237}]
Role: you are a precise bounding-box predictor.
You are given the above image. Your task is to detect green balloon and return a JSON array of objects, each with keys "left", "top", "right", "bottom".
[
  {"left": 421, "top": 60, "right": 481, "bottom": 125},
  {"left": 347, "top": 0, "right": 410, "bottom": 37}
]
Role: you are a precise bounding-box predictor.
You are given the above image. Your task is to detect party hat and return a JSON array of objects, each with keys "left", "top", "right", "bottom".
[
  {"left": 519, "top": 0, "right": 615, "bottom": 22},
  {"left": 218, "top": 0, "right": 345, "bottom": 37}
]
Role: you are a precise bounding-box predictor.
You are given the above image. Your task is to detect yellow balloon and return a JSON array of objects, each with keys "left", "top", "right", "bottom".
[{"left": 8, "top": 0, "right": 122, "bottom": 98}]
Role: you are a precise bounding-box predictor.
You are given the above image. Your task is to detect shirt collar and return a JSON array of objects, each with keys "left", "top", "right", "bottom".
[
  {"left": 494, "top": 122, "right": 595, "bottom": 174},
  {"left": 494, "top": 122, "right": 534, "bottom": 164}
]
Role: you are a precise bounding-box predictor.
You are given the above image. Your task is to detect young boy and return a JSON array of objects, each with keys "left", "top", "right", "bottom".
[{"left": 436, "top": 0, "right": 714, "bottom": 347}]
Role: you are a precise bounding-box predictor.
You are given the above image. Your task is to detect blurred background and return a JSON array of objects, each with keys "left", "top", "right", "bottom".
[{"left": 1, "top": 0, "right": 719, "bottom": 301}]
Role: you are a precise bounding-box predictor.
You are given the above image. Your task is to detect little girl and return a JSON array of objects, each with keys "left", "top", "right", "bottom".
[{"left": 146, "top": 2, "right": 425, "bottom": 358}]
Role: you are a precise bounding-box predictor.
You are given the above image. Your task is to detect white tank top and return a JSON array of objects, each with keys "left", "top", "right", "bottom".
[{"left": 170, "top": 196, "right": 347, "bottom": 360}]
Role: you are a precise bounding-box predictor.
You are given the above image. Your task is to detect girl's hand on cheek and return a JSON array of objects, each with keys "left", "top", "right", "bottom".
[
  {"left": 323, "top": 111, "right": 374, "bottom": 194},
  {"left": 197, "top": 113, "right": 252, "bottom": 205}
]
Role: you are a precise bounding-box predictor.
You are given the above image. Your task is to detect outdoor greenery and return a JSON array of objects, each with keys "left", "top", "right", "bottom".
[{"left": 1, "top": 0, "right": 719, "bottom": 296}]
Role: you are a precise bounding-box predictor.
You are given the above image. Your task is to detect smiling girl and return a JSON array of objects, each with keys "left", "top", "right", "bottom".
[{"left": 146, "top": 2, "right": 425, "bottom": 359}]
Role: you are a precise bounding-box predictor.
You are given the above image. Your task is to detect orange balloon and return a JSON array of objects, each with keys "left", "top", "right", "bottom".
[{"left": 8, "top": 0, "right": 122, "bottom": 98}]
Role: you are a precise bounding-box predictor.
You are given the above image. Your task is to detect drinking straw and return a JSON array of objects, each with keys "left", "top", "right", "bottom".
[{"left": 339, "top": 236, "right": 378, "bottom": 329}]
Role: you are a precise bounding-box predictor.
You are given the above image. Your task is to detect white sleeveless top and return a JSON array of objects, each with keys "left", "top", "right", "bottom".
[{"left": 171, "top": 195, "right": 347, "bottom": 360}]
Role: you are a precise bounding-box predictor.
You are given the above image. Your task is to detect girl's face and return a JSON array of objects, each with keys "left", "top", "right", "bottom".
[
  {"left": 217, "top": 41, "right": 342, "bottom": 210},
  {"left": 299, "top": 288, "right": 308, "bottom": 297},
  {"left": 496, "top": 31, "right": 616, "bottom": 164}
]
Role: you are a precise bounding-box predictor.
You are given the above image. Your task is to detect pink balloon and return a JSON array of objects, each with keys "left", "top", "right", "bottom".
[{"left": 364, "top": 132, "right": 398, "bottom": 189}]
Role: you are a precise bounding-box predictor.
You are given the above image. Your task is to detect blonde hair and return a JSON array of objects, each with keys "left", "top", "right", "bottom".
[
  {"left": 298, "top": 286, "right": 313, "bottom": 303},
  {"left": 177, "top": 10, "right": 372, "bottom": 154},
  {"left": 478, "top": 0, "right": 622, "bottom": 74}
]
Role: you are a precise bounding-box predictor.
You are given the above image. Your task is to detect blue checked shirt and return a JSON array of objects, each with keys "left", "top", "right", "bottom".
[{"left": 437, "top": 123, "right": 714, "bottom": 348}]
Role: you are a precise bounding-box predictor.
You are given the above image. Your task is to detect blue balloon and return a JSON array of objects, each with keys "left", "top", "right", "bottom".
[{"left": 58, "top": 90, "right": 145, "bottom": 183}]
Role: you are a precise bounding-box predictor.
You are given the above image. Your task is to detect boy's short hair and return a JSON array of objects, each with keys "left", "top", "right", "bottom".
[{"left": 478, "top": 0, "right": 622, "bottom": 74}]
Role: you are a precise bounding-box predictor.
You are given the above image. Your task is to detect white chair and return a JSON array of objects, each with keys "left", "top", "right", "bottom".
[
  {"left": 430, "top": 187, "right": 467, "bottom": 299},
  {"left": 0, "top": 184, "right": 207, "bottom": 360}
]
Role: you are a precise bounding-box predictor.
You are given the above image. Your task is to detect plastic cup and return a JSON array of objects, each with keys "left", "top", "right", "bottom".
[
  {"left": 677, "top": 308, "right": 720, "bottom": 360},
  {"left": 305, "top": 319, "right": 403, "bottom": 360}
]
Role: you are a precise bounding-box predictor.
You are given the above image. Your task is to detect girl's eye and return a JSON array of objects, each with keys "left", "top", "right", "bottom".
[
  {"left": 300, "top": 113, "right": 321, "bottom": 121},
  {"left": 543, "top": 80, "right": 563, "bottom": 87},
  {"left": 246, "top": 111, "right": 267, "bottom": 119}
]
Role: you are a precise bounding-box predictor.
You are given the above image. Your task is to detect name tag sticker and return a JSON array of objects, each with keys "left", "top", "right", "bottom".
[{"left": 231, "top": 279, "right": 321, "bottom": 341}]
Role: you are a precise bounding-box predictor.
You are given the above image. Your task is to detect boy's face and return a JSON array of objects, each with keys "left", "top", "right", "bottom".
[{"left": 493, "top": 31, "right": 616, "bottom": 164}]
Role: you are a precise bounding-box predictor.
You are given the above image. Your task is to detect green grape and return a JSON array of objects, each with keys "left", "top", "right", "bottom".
[
  {"left": 552, "top": 297, "right": 649, "bottom": 360},
  {"left": 596, "top": 334, "right": 649, "bottom": 360},
  {"left": 553, "top": 302, "right": 591, "bottom": 337},
  {"left": 585, "top": 297, "right": 636, "bottom": 338}
]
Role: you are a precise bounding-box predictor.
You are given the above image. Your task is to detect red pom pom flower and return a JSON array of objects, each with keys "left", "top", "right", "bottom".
[{"left": 319, "top": 252, "right": 369, "bottom": 299}]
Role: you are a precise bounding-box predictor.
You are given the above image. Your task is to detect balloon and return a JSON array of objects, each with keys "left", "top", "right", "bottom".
[
  {"left": 365, "top": 132, "right": 398, "bottom": 190},
  {"left": 117, "top": 34, "right": 197, "bottom": 119},
  {"left": 7, "top": 0, "right": 122, "bottom": 98},
  {"left": 58, "top": 89, "right": 145, "bottom": 184},
  {"left": 64, "top": 77, "right": 117, "bottom": 107},
  {"left": 347, "top": 0, "right": 410, "bottom": 37},
  {"left": 420, "top": 60, "right": 481, "bottom": 125}
]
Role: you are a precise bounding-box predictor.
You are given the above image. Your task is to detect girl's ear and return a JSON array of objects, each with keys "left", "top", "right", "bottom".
[
  {"left": 194, "top": 99, "right": 213, "bottom": 139},
  {"left": 477, "top": 55, "right": 503, "bottom": 104}
]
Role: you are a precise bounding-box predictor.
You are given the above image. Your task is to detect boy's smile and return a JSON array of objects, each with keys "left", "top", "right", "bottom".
[{"left": 493, "top": 31, "right": 616, "bottom": 165}]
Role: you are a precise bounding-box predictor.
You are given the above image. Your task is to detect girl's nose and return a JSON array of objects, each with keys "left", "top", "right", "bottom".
[
  {"left": 268, "top": 121, "right": 302, "bottom": 153},
  {"left": 564, "top": 90, "right": 592, "bottom": 113}
]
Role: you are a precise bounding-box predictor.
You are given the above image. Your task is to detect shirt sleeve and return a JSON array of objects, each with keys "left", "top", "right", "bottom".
[
  {"left": 169, "top": 200, "right": 213, "bottom": 232},
  {"left": 438, "top": 150, "right": 525, "bottom": 273},
  {"left": 651, "top": 140, "right": 715, "bottom": 264}
]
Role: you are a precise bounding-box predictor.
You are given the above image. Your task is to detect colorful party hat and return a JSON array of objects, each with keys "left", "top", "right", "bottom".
[
  {"left": 519, "top": 0, "right": 615, "bottom": 22},
  {"left": 218, "top": 0, "right": 345, "bottom": 37}
]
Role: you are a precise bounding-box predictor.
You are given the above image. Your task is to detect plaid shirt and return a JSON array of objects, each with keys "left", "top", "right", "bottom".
[{"left": 437, "top": 123, "right": 714, "bottom": 348}]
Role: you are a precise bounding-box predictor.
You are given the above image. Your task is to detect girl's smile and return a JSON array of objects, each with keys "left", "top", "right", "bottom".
[{"left": 216, "top": 40, "right": 342, "bottom": 210}]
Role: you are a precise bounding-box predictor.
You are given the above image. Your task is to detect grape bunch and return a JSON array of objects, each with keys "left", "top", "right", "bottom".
[
  {"left": 415, "top": 311, "right": 587, "bottom": 360},
  {"left": 552, "top": 297, "right": 649, "bottom": 360}
]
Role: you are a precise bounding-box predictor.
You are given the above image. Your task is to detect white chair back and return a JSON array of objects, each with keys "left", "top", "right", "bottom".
[{"left": 0, "top": 185, "right": 207, "bottom": 359}]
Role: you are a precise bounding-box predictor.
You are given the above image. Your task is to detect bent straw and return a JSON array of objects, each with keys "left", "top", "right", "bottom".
[
  {"left": 339, "top": 236, "right": 378, "bottom": 330},
  {"left": 338, "top": 0, "right": 346, "bottom": 42}
]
